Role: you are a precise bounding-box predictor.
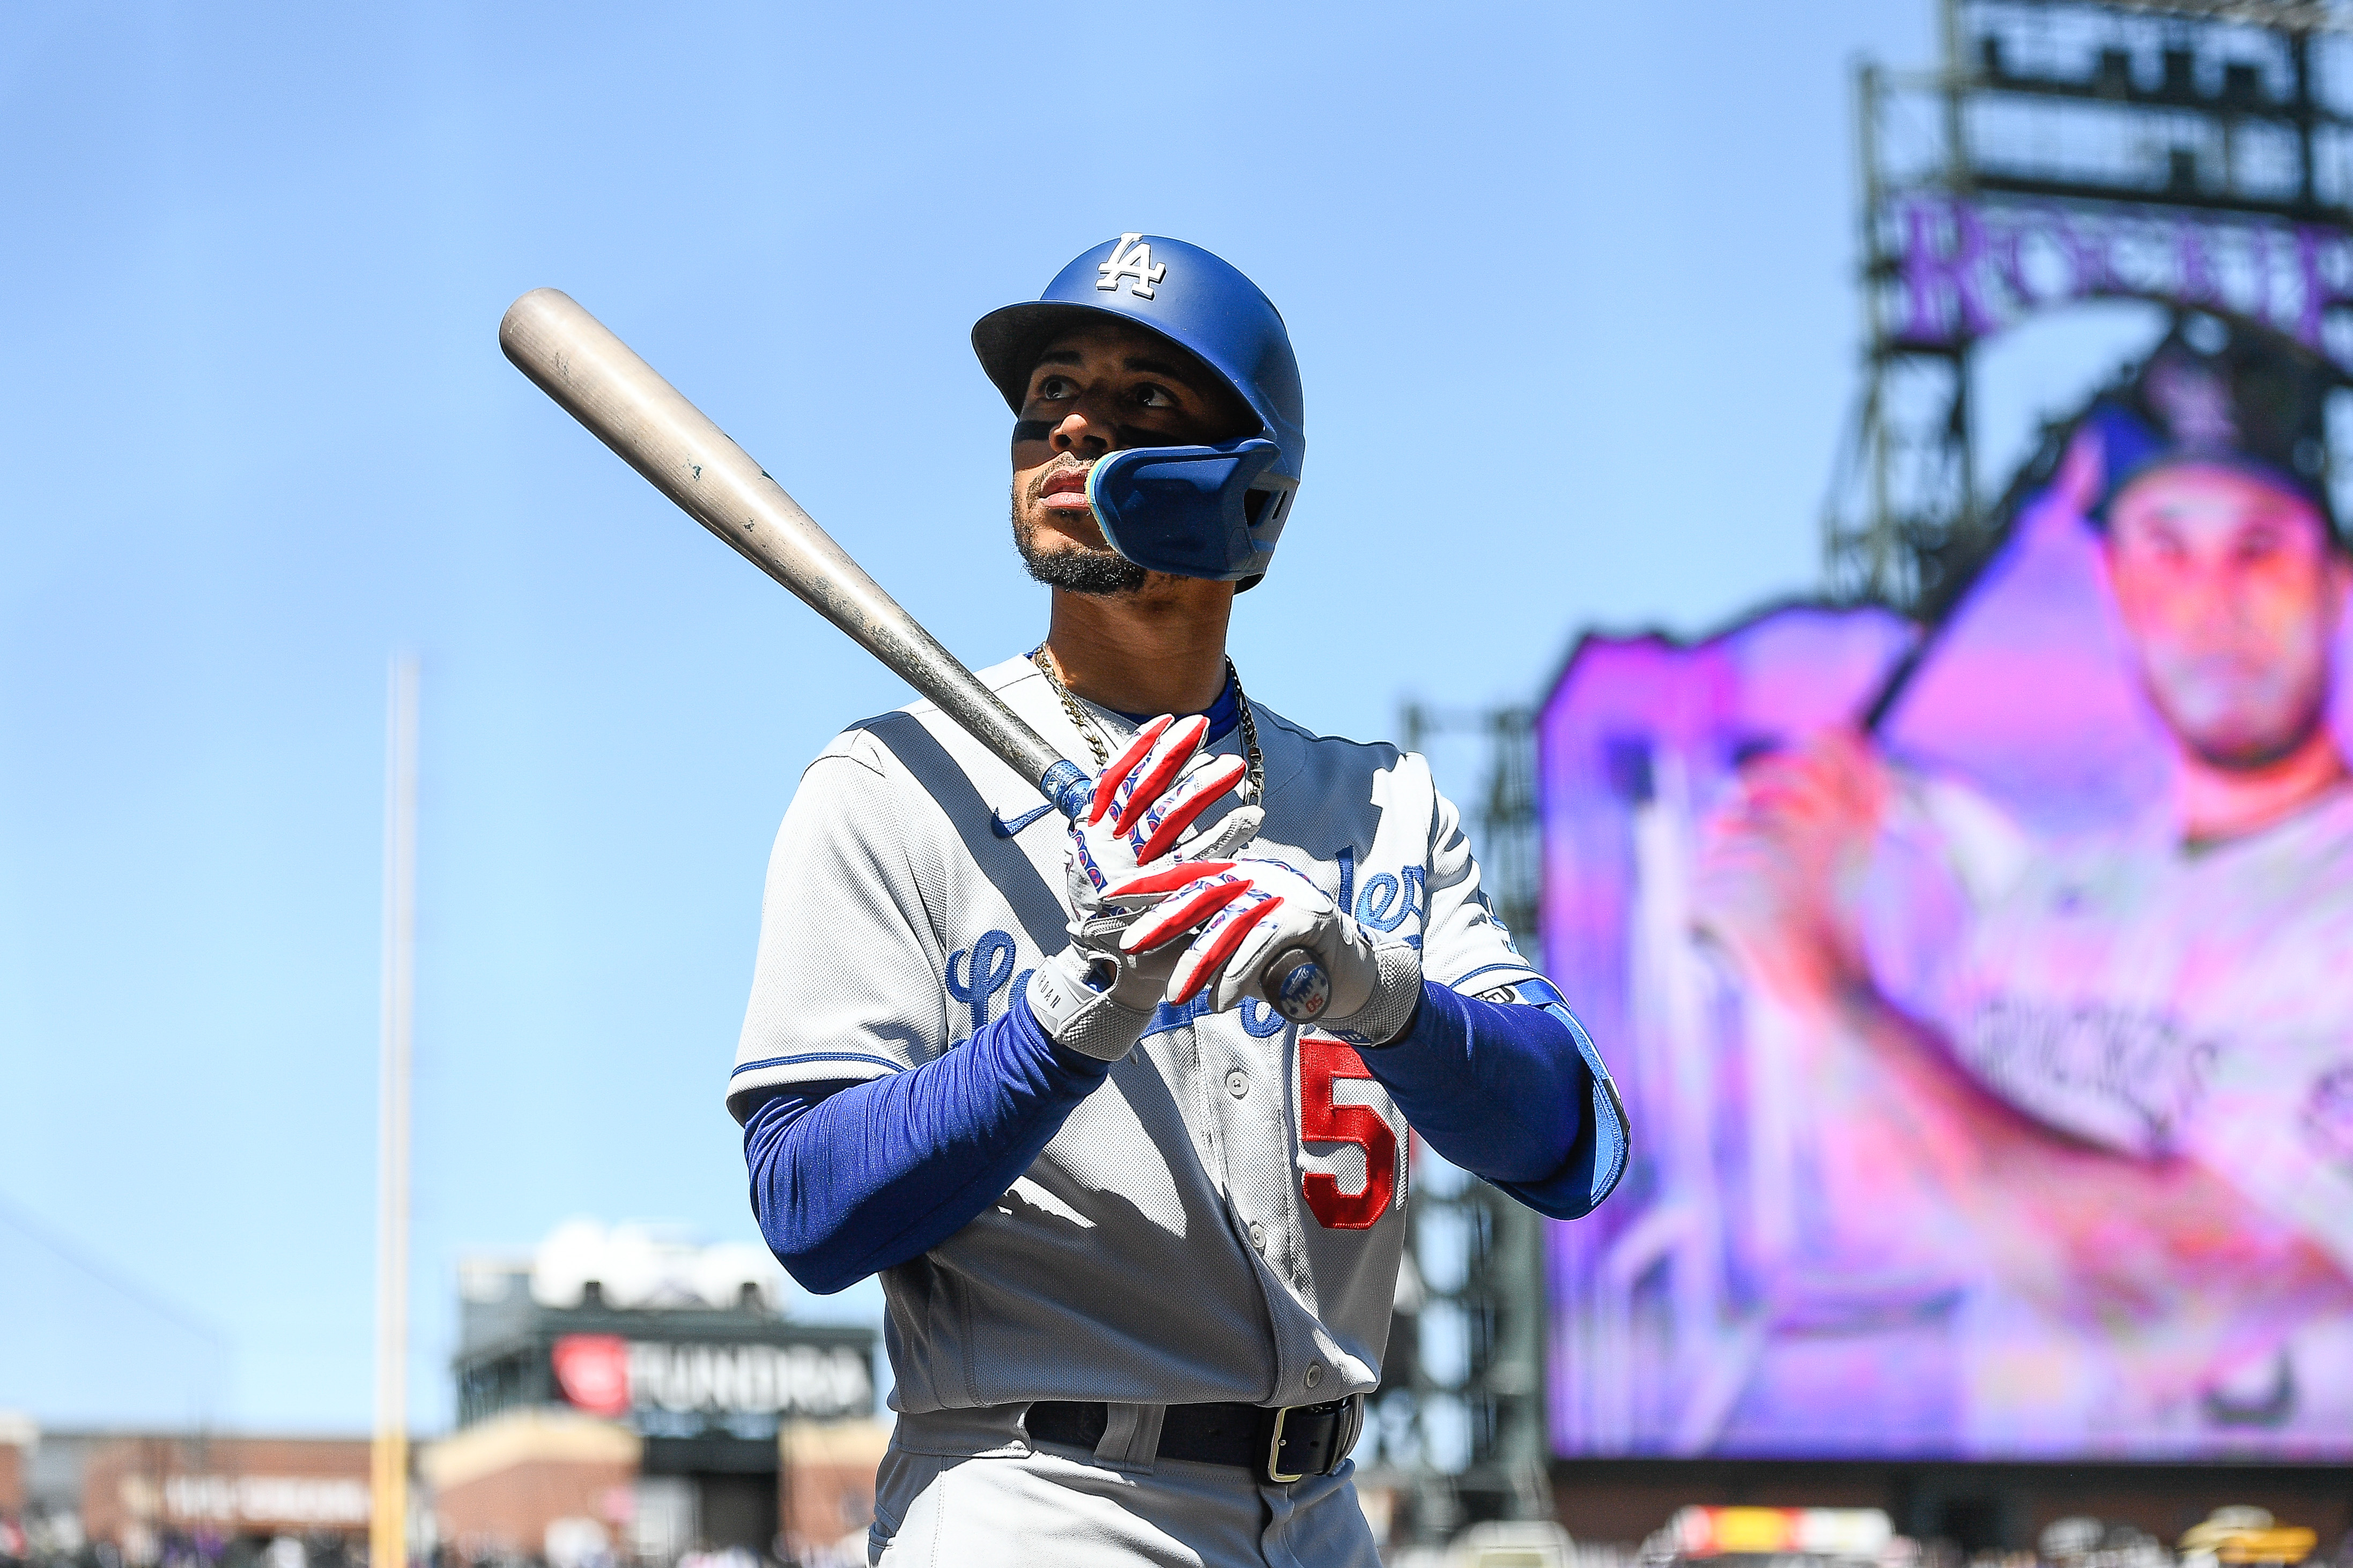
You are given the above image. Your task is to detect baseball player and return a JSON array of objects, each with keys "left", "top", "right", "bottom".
[
  {"left": 1695, "top": 315, "right": 2353, "bottom": 1451},
  {"left": 727, "top": 235, "right": 1628, "bottom": 1564}
]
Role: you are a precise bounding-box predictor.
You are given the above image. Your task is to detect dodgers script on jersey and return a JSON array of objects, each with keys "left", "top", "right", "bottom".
[{"left": 727, "top": 657, "right": 1542, "bottom": 1414}]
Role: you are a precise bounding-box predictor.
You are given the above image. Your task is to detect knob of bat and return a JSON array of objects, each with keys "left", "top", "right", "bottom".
[
  {"left": 1262, "top": 947, "right": 1332, "bottom": 1024},
  {"left": 1039, "top": 759, "right": 1094, "bottom": 823}
]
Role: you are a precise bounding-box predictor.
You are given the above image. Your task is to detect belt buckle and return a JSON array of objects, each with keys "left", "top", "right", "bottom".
[
  {"left": 1261, "top": 1395, "right": 1359, "bottom": 1485},
  {"left": 1263, "top": 1405, "right": 1307, "bottom": 1485}
]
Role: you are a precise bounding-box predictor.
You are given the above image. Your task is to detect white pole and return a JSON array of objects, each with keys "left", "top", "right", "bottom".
[{"left": 372, "top": 654, "right": 420, "bottom": 1568}]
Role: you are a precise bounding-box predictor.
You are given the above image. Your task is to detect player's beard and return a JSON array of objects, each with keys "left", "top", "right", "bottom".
[
  {"left": 1011, "top": 481, "right": 1148, "bottom": 597},
  {"left": 2136, "top": 630, "right": 2334, "bottom": 771}
]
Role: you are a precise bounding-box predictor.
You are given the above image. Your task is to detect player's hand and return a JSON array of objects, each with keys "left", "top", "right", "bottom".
[
  {"left": 1065, "top": 713, "right": 1262, "bottom": 922},
  {"left": 1690, "top": 725, "right": 1889, "bottom": 1015},
  {"left": 1107, "top": 858, "right": 1425, "bottom": 1043},
  {"left": 1027, "top": 712, "right": 1263, "bottom": 1062}
]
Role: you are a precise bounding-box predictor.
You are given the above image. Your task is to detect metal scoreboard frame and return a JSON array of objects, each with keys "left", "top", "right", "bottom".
[{"left": 1825, "top": 0, "right": 2353, "bottom": 614}]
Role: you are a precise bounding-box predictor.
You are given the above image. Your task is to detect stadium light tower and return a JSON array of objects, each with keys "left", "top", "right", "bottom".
[{"left": 1383, "top": 704, "right": 1550, "bottom": 1542}]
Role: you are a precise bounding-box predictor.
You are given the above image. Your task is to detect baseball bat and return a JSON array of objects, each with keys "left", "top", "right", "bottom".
[{"left": 498, "top": 288, "right": 1333, "bottom": 1025}]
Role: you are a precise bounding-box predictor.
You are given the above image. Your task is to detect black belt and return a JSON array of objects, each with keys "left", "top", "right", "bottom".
[{"left": 1025, "top": 1396, "right": 1362, "bottom": 1485}]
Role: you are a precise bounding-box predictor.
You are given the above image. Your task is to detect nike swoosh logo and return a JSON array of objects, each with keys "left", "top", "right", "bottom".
[{"left": 990, "top": 802, "right": 1056, "bottom": 838}]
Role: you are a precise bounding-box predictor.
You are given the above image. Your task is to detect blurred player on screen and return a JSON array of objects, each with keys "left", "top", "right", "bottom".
[{"left": 1696, "top": 314, "right": 2353, "bottom": 1451}]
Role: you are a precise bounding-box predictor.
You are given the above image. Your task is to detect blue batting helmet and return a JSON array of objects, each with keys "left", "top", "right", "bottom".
[{"left": 972, "top": 233, "right": 1305, "bottom": 588}]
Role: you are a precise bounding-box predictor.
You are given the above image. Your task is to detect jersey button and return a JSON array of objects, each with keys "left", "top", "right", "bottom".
[
  {"left": 1305, "top": 1362, "right": 1323, "bottom": 1389},
  {"left": 1247, "top": 1221, "right": 1267, "bottom": 1250},
  {"left": 1225, "top": 1069, "right": 1249, "bottom": 1099}
]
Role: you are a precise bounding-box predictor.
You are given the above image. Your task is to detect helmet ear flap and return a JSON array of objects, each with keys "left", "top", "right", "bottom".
[
  {"left": 1086, "top": 439, "right": 1291, "bottom": 582},
  {"left": 1232, "top": 487, "right": 1291, "bottom": 593}
]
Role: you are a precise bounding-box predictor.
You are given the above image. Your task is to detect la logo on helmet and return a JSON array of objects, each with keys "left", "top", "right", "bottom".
[{"left": 1097, "top": 234, "right": 1167, "bottom": 300}]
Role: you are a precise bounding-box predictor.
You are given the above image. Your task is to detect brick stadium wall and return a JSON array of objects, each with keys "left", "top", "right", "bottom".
[
  {"left": 0, "top": 1414, "right": 34, "bottom": 1517},
  {"left": 80, "top": 1435, "right": 374, "bottom": 1545},
  {"left": 779, "top": 1420, "right": 889, "bottom": 1559},
  {"left": 422, "top": 1411, "right": 639, "bottom": 1560}
]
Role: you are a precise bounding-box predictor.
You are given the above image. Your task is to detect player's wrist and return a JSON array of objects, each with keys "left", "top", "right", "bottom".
[
  {"left": 1328, "top": 941, "right": 1424, "bottom": 1046},
  {"left": 1026, "top": 945, "right": 1155, "bottom": 1062}
]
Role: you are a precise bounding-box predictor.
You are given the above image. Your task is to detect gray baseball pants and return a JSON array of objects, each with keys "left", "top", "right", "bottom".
[{"left": 869, "top": 1404, "right": 1381, "bottom": 1567}]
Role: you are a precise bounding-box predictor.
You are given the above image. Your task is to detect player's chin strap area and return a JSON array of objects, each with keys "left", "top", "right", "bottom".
[
  {"left": 1025, "top": 1395, "right": 1364, "bottom": 1486},
  {"left": 1085, "top": 437, "right": 1296, "bottom": 583}
]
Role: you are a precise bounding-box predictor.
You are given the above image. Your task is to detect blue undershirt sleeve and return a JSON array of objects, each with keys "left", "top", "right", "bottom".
[
  {"left": 741, "top": 987, "right": 1113, "bottom": 1295},
  {"left": 1357, "top": 980, "right": 1630, "bottom": 1221}
]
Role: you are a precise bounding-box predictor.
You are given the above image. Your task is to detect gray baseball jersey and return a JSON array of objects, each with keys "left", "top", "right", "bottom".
[{"left": 728, "top": 655, "right": 1541, "bottom": 1414}]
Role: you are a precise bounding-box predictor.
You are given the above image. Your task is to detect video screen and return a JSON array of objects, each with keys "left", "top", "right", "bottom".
[{"left": 1540, "top": 427, "right": 2353, "bottom": 1460}]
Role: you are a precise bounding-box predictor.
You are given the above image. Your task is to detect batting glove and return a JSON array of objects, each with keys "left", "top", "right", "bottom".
[
  {"left": 1025, "top": 943, "right": 1161, "bottom": 1062},
  {"left": 1027, "top": 713, "right": 1262, "bottom": 1061},
  {"left": 1106, "top": 858, "right": 1426, "bottom": 1044},
  {"left": 1065, "top": 712, "right": 1261, "bottom": 917}
]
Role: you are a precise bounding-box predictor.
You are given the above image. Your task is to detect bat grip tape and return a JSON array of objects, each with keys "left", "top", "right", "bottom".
[{"left": 1040, "top": 759, "right": 1093, "bottom": 823}]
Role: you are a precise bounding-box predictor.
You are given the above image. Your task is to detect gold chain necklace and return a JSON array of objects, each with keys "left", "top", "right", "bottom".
[{"left": 1030, "top": 645, "right": 1265, "bottom": 806}]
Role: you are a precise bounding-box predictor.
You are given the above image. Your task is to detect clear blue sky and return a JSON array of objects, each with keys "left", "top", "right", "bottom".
[{"left": 1, "top": 1, "right": 2149, "bottom": 1431}]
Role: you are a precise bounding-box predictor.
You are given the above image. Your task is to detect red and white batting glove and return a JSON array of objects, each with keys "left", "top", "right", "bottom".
[
  {"left": 1027, "top": 714, "right": 1263, "bottom": 1060},
  {"left": 1065, "top": 713, "right": 1260, "bottom": 913},
  {"left": 1105, "top": 858, "right": 1425, "bottom": 1044}
]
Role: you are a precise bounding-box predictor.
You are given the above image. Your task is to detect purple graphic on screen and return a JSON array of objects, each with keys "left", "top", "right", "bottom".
[{"left": 1541, "top": 445, "right": 2353, "bottom": 1460}]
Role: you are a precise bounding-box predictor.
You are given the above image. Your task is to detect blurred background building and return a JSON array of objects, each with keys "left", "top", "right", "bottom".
[
  {"left": 436, "top": 1224, "right": 875, "bottom": 1565},
  {"left": 0, "top": 1227, "right": 878, "bottom": 1568}
]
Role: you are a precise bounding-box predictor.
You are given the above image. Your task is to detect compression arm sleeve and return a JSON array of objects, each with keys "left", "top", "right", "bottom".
[
  {"left": 1359, "top": 980, "right": 1630, "bottom": 1221},
  {"left": 742, "top": 987, "right": 1112, "bottom": 1295}
]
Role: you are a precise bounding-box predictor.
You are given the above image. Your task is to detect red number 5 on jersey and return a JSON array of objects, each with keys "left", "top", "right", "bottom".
[{"left": 1298, "top": 1034, "right": 1403, "bottom": 1229}]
